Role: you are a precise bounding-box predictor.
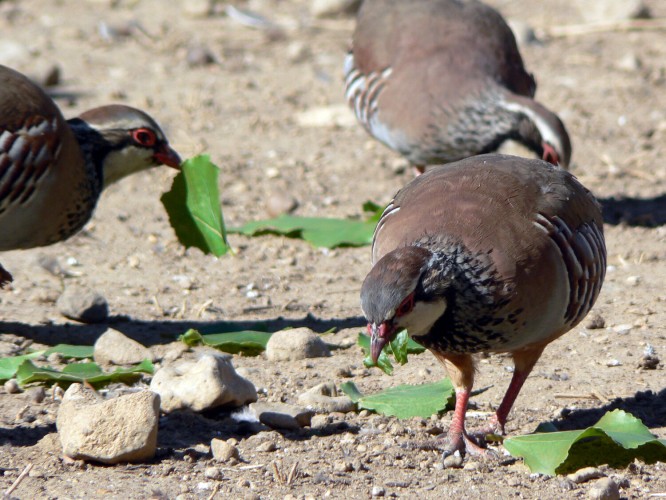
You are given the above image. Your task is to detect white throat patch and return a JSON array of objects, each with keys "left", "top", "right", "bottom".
[{"left": 398, "top": 298, "right": 448, "bottom": 338}]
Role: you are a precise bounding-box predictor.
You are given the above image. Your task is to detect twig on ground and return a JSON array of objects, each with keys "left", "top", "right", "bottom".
[
  {"left": 542, "top": 18, "right": 666, "bottom": 38},
  {"left": 3, "top": 463, "right": 33, "bottom": 498}
]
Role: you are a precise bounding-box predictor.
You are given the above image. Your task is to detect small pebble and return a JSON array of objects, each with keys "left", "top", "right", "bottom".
[
  {"left": 568, "top": 467, "right": 605, "bottom": 484},
  {"left": 4, "top": 379, "right": 20, "bottom": 394},
  {"left": 186, "top": 45, "right": 215, "bottom": 67},
  {"left": 613, "top": 324, "right": 632, "bottom": 335},
  {"left": 586, "top": 315, "right": 605, "bottom": 330},
  {"left": 625, "top": 275, "right": 641, "bottom": 286},
  {"left": 606, "top": 359, "right": 622, "bottom": 367},
  {"left": 204, "top": 467, "right": 223, "bottom": 480},
  {"left": 56, "top": 285, "right": 108, "bottom": 323},
  {"left": 371, "top": 486, "right": 385, "bottom": 497},
  {"left": 588, "top": 477, "right": 620, "bottom": 500},
  {"left": 26, "top": 386, "right": 46, "bottom": 404},
  {"left": 256, "top": 441, "right": 277, "bottom": 453},
  {"left": 442, "top": 451, "right": 463, "bottom": 469}
]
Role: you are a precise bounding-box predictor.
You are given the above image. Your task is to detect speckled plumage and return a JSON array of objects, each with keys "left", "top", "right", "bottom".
[
  {"left": 345, "top": 0, "right": 572, "bottom": 170},
  {"left": 361, "top": 154, "right": 605, "bottom": 456},
  {"left": 0, "top": 64, "right": 180, "bottom": 286}
]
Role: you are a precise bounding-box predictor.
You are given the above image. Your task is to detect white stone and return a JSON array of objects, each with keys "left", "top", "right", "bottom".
[
  {"left": 298, "top": 382, "right": 355, "bottom": 413},
  {"left": 295, "top": 105, "right": 357, "bottom": 128},
  {"left": 150, "top": 353, "right": 257, "bottom": 412},
  {"left": 312, "top": 0, "right": 360, "bottom": 18},
  {"left": 588, "top": 477, "right": 620, "bottom": 500},
  {"left": 265, "top": 328, "right": 330, "bottom": 361},
  {"left": 56, "top": 384, "right": 159, "bottom": 464},
  {"left": 211, "top": 438, "right": 240, "bottom": 462},
  {"left": 94, "top": 328, "right": 153, "bottom": 365},
  {"left": 249, "top": 402, "right": 313, "bottom": 429}
]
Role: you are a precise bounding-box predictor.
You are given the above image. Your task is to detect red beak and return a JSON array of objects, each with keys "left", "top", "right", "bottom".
[
  {"left": 154, "top": 144, "right": 182, "bottom": 169},
  {"left": 370, "top": 322, "right": 392, "bottom": 363}
]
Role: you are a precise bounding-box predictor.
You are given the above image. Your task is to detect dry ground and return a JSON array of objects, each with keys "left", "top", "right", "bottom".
[{"left": 0, "top": 0, "right": 665, "bottom": 498}]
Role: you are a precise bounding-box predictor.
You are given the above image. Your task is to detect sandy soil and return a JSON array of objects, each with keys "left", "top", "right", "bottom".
[{"left": 1, "top": 0, "right": 665, "bottom": 498}]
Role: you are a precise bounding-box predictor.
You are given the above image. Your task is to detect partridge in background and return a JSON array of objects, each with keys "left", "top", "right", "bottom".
[
  {"left": 361, "top": 154, "right": 605, "bottom": 456},
  {"left": 345, "top": 0, "right": 572, "bottom": 173},
  {"left": 0, "top": 64, "right": 181, "bottom": 287}
]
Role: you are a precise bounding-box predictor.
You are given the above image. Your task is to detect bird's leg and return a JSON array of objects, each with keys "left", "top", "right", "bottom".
[
  {"left": 0, "top": 264, "right": 13, "bottom": 289},
  {"left": 436, "top": 353, "right": 488, "bottom": 457},
  {"left": 484, "top": 346, "right": 545, "bottom": 435}
]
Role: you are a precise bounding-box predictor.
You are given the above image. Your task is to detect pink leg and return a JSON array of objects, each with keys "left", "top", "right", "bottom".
[
  {"left": 487, "top": 346, "right": 545, "bottom": 435},
  {"left": 444, "top": 388, "right": 487, "bottom": 457}
]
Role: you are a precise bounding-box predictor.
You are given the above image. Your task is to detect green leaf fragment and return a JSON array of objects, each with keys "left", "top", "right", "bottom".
[
  {"left": 0, "top": 351, "right": 45, "bottom": 381},
  {"left": 44, "top": 344, "right": 94, "bottom": 359},
  {"left": 179, "top": 328, "right": 272, "bottom": 356},
  {"left": 229, "top": 214, "right": 377, "bottom": 249},
  {"left": 161, "top": 154, "right": 230, "bottom": 257},
  {"left": 340, "top": 379, "right": 454, "bottom": 419},
  {"left": 504, "top": 409, "right": 666, "bottom": 475},
  {"left": 358, "top": 331, "right": 426, "bottom": 375},
  {"left": 14, "top": 359, "right": 153, "bottom": 387}
]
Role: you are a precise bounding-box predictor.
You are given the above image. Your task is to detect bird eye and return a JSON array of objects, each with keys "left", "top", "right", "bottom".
[
  {"left": 395, "top": 294, "right": 414, "bottom": 317},
  {"left": 132, "top": 128, "right": 157, "bottom": 147}
]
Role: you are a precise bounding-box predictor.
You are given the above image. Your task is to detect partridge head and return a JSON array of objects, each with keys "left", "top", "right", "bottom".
[
  {"left": 0, "top": 64, "right": 180, "bottom": 286},
  {"left": 361, "top": 154, "right": 606, "bottom": 457},
  {"left": 345, "top": 0, "right": 572, "bottom": 173}
]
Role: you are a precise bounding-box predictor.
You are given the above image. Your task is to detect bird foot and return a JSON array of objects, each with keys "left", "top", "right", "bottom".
[
  {"left": 403, "top": 431, "right": 496, "bottom": 459},
  {"left": 0, "top": 265, "right": 13, "bottom": 289},
  {"left": 441, "top": 431, "right": 496, "bottom": 459}
]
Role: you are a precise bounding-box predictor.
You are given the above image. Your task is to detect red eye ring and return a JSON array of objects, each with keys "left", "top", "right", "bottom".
[
  {"left": 132, "top": 128, "right": 157, "bottom": 147},
  {"left": 396, "top": 293, "right": 415, "bottom": 317}
]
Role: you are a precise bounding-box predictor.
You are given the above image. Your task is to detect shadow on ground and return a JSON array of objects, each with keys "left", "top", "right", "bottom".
[
  {"left": 601, "top": 195, "right": 666, "bottom": 227},
  {"left": 0, "top": 314, "right": 367, "bottom": 347},
  {"left": 552, "top": 387, "right": 666, "bottom": 431}
]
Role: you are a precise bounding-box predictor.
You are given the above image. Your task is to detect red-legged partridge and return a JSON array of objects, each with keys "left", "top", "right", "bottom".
[
  {"left": 345, "top": 0, "right": 572, "bottom": 173},
  {"left": 361, "top": 154, "right": 605, "bottom": 457},
  {"left": 0, "top": 64, "right": 181, "bottom": 287}
]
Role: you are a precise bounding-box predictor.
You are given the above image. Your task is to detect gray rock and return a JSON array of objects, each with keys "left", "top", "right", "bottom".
[
  {"left": 442, "top": 451, "right": 463, "bottom": 469},
  {"left": 150, "top": 353, "right": 257, "bottom": 412},
  {"left": 249, "top": 402, "right": 313, "bottom": 430},
  {"left": 312, "top": 0, "right": 361, "bottom": 18},
  {"left": 371, "top": 486, "right": 386, "bottom": 497},
  {"left": 266, "top": 192, "right": 298, "bottom": 218},
  {"left": 56, "top": 285, "right": 108, "bottom": 323},
  {"left": 298, "top": 382, "right": 356, "bottom": 413},
  {"left": 0, "top": 40, "right": 31, "bottom": 68},
  {"left": 575, "top": 0, "right": 650, "bottom": 23},
  {"left": 204, "top": 467, "right": 223, "bottom": 480},
  {"left": 588, "top": 477, "right": 620, "bottom": 500},
  {"left": 93, "top": 328, "right": 153, "bottom": 366},
  {"left": 568, "top": 467, "right": 605, "bottom": 484},
  {"left": 265, "top": 328, "right": 330, "bottom": 361},
  {"left": 211, "top": 438, "right": 240, "bottom": 462},
  {"left": 56, "top": 384, "right": 159, "bottom": 464},
  {"left": 4, "top": 379, "right": 20, "bottom": 394},
  {"left": 26, "top": 387, "right": 46, "bottom": 404}
]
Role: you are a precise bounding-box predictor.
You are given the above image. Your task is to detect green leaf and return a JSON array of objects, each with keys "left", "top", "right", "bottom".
[
  {"left": 161, "top": 154, "right": 230, "bottom": 257},
  {"left": 362, "top": 201, "right": 385, "bottom": 223},
  {"left": 0, "top": 351, "right": 45, "bottom": 381},
  {"left": 229, "top": 214, "right": 376, "bottom": 249},
  {"left": 179, "top": 328, "right": 272, "bottom": 356},
  {"left": 340, "top": 379, "right": 454, "bottom": 419},
  {"left": 504, "top": 409, "right": 666, "bottom": 475},
  {"left": 15, "top": 359, "right": 153, "bottom": 388},
  {"left": 44, "top": 344, "right": 94, "bottom": 359},
  {"left": 358, "top": 331, "right": 426, "bottom": 375}
]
